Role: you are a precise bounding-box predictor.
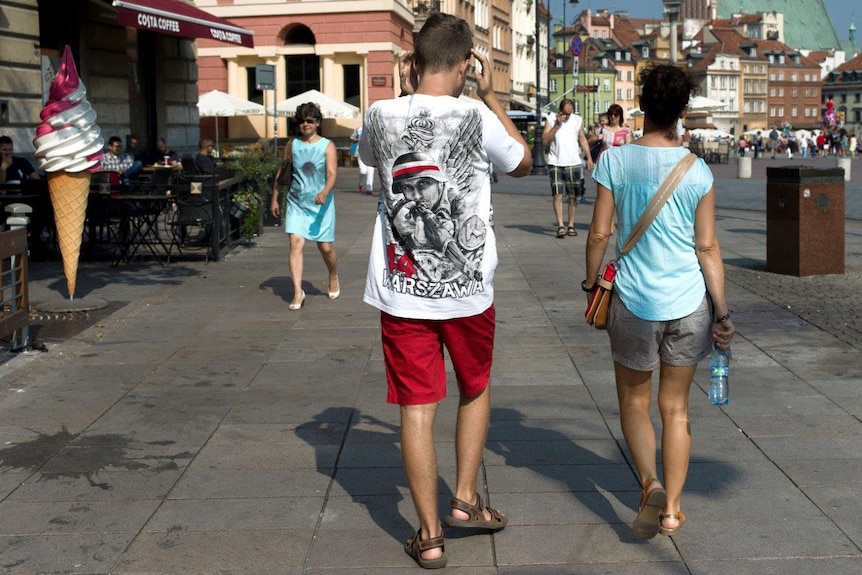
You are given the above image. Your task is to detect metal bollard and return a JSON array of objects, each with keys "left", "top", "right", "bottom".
[
  {"left": 836, "top": 157, "right": 851, "bottom": 182},
  {"left": 737, "top": 156, "right": 752, "bottom": 179}
]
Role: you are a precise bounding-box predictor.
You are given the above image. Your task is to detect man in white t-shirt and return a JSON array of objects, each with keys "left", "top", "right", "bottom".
[
  {"left": 543, "top": 99, "right": 593, "bottom": 237},
  {"left": 359, "top": 12, "right": 531, "bottom": 569}
]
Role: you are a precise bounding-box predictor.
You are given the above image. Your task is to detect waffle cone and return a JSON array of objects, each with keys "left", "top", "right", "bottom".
[{"left": 48, "top": 171, "right": 91, "bottom": 299}]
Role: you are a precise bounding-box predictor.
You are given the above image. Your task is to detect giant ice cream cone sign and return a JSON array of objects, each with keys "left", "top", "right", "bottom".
[{"left": 33, "top": 46, "right": 104, "bottom": 299}]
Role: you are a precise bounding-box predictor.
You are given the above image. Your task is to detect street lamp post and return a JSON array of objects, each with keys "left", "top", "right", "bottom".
[
  {"left": 531, "top": 0, "right": 547, "bottom": 175},
  {"left": 562, "top": 1, "right": 580, "bottom": 99},
  {"left": 663, "top": 0, "right": 682, "bottom": 64}
]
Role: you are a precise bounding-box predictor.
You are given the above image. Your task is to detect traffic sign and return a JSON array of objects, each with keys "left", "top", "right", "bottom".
[{"left": 571, "top": 36, "right": 582, "bottom": 56}]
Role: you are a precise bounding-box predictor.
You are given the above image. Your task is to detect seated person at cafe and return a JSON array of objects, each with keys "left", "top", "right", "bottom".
[
  {"left": 100, "top": 136, "right": 143, "bottom": 185},
  {"left": 0, "top": 135, "right": 40, "bottom": 183},
  {"left": 125, "top": 133, "right": 148, "bottom": 163},
  {"left": 193, "top": 138, "right": 217, "bottom": 174},
  {"left": 148, "top": 136, "right": 181, "bottom": 167}
]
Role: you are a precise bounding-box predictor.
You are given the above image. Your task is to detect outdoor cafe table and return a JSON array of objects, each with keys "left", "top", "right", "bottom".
[{"left": 106, "top": 192, "right": 172, "bottom": 266}]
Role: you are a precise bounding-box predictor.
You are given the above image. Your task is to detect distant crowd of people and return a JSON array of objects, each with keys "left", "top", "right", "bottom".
[{"left": 737, "top": 127, "right": 859, "bottom": 159}]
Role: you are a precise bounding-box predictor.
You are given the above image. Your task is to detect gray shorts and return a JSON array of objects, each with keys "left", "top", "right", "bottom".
[{"left": 607, "top": 291, "right": 712, "bottom": 371}]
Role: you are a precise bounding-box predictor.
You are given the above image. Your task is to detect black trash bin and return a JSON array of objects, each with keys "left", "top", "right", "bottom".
[{"left": 766, "top": 166, "right": 844, "bottom": 276}]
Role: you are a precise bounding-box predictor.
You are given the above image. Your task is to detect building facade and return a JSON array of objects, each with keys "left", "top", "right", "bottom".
[{"left": 0, "top": 0, "right": 235, "bottom": 155}]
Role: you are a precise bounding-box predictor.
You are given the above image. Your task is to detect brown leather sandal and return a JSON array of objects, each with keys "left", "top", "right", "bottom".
[
  {"left": 404, "top": 528, "right": 446, "bottom": 569},
  {"left": 633, "top": 480, "right": 666, "bottom": 540},
  {"left": 444, "top": 492, "right": 508, "bottom": 530},
  {"left": 659, "top": 511, "right": 686, "bottom": 536}
]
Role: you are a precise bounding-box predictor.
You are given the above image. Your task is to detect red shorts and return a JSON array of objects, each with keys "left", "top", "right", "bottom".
[{"left": 381, "top": 305, "right": 496, "bottom": 406}]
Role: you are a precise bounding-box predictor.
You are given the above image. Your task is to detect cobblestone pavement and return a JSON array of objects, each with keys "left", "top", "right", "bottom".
[{"left": 726, "top": 264, "right": 862, "bottom": 351}]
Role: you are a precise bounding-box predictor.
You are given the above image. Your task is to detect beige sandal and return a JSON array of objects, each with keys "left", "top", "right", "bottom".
[
  {"left": 633, "top": 480, "right": 666, "bottom": 540},
  {"left": 659, "top": 511, "right": 686, "bottom": 536}
]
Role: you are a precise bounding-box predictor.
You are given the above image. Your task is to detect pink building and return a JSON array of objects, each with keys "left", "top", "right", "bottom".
[{"left": 194, "top": 1, "right": 415, "bottom": 142}]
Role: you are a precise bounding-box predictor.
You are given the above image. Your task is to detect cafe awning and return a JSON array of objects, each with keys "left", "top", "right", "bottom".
[{"left": 113, "top": 0, "right": 254, "bottom": 48}]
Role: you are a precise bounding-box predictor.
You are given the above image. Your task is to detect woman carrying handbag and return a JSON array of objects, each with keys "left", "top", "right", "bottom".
[{"left": 584, "top": 64, "right": 736, "bottom": 540}]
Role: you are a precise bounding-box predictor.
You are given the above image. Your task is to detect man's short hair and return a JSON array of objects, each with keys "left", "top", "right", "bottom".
[
  {"left": 0, "top": 135, "right": 12, "bottom": 146},
  {"left": 414, "top": 12, "right": 472, "bottom": 75},
  {"left": 108, "top": 136, "right": 122, "bottom": 146},
  {"left": 199, "top": 138, "right": 212, "bottom": 149}
]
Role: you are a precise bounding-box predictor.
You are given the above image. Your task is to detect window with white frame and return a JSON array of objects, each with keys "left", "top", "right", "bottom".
[
  {"left": 627, "top": 70, "right": 633, "bottom": 81},
  {"left": 791, "top": 73, "right": 797, "bottom": 82},
  {"left": 626, "top": 88, "right": 633, "bottom": 99},
  {"left": 778, "top": 72, "right": 784, "bottom": 81},
  {"left": 791, "top": 107, "right": 797, "bottom": 117},
  {"left": 778, "top": 88, "right": 784, "bottom": 97},
  {"left": 603, "top": 79, "right": 610, "bottom": 91},
  {"left": 770, "top": 87, "right": 775, "bottom": 97},
  {"left": 475, "top": 0, "right": 489, "bottom": 30},
  {"left": 791, "top": 88, "right": 797, "bottom": 97},
  {"left": 770, "top": 106, "right": 776, "bottom": 117},
  {"left": 729, "top": 98, "right": 735, "bottom": 110},
  {"left": 550, "top": 78, "right": 557, "bottom": 92},
  {"left": 730, "top": 77, "right": 736, "bottom": 89},
  {"left": 617, "top": 88, "right": 622, "bottom": 100},
  {"left": 778, "top": 106, "right": 784, "bottom": 116},
  {"left": 744, "top": 101, "right": 751, "bottom": 113}
]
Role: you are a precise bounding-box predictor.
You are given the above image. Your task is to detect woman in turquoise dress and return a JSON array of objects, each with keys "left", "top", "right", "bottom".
[{"left": 271, "top": 102, "right": 339, "bottom": 310}]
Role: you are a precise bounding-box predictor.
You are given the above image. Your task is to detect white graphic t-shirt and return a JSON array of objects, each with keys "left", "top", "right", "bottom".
[{"left": 359, "top": 94, "right": 525, "bottom": 320}]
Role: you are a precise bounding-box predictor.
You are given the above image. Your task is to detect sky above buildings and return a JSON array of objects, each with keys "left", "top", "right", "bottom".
[{"left": 548, "top": 0, "right": 857, "bottom": 41}]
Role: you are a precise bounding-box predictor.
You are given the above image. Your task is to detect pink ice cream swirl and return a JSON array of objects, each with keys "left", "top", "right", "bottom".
[{"left": 33, "top": 46, "right": 104, "bottom": 173}]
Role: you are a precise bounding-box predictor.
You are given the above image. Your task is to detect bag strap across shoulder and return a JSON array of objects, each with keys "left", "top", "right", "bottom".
[
  {"left": 619, "top": 152, "right": 697, "bottom": 256},
  {"left": 282, "top": 138, "right": 294, "bottom": 161}
]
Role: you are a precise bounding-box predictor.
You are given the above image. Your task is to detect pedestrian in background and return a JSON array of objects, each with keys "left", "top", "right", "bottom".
[
  {"left": 585, "top": 63, "right": 736, "bottom": 541},
  {"left": 543, "top": 98, "right": 593, "bottom": 238},
  {"left": 350, "top": 125, "right": 375, "bottom": 194},
  {"left": 359, "top": 12, "right": 531, "bottom": 569},
  {"left": 271, "top": 102, "right": 340, "bottom": 310}
]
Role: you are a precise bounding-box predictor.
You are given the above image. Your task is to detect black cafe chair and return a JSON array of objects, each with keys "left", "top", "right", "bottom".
[
  {"left": 181, "top": 155, "right": 197, "bottom": 175},
  {"left": 167, "top": 175, "right": 217, "bottom": 264}
]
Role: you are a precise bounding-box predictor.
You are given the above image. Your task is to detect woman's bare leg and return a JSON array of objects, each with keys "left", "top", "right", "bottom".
[
  {"left": 288, "top": 233, "right": 305, "bottom": 305},
  {"left": 615, "top": 361, "right": 659, "bottom": 488},
  {"left": 317, "top": 241, "right": 338, "bottom": 293},
  {"left": 656, "top": 362, "right": 697, "bottom": 530}
]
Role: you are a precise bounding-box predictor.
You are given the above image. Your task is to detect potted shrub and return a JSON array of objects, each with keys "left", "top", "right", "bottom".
[{"left": 232, "top": 151, "right": 281, "bottom": 240}]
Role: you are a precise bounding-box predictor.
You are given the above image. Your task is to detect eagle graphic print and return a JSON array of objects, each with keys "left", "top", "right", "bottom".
[{"left": 365, "top": 104, "right": 488, "bottom": 300}]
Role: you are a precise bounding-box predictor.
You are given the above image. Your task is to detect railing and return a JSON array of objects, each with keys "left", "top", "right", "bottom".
[
  {"left": 0, "top": 228, "right": 30, "bottom": 350},
  {"left": 214, "top": 176, "right": 243, "bottom": 261}
]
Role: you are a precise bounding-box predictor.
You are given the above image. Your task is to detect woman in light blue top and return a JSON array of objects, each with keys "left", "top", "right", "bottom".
[
  {"left": 585, "top": 64, "right": 736, "bottom": 540},
  {"left": 271, "top": 102, "right": 339, "bottom": 310}
]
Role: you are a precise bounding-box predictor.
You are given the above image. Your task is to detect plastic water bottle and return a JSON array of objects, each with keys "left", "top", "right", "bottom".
[{"left": 708, "top": 347, "right": 730, "bottom": 406}]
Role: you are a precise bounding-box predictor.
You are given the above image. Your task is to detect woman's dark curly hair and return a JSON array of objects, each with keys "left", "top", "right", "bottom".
[
  {"left": 637, "top": 64, "right": 700, "bottom": 139},
  {"left": 295, "top": 102, "right": 322, "bottom": 122}
]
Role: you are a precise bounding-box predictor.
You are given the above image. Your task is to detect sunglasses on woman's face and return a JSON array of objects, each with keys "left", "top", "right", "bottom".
[{"left": 300, "top": 118, "right": 318, "bottom": 124}]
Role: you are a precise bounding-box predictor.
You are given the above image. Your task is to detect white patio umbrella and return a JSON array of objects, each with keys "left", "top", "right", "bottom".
[
  {"left": 690, "top": 128, "right": 732, "bottom": 140},
  {"left": 687, "top": 95, "right": 726, "bottom": 112},
  {"left": 626, "top": 107, "right": 644, "bottom": 118},
  {"left": 197, "top": 90, "right": 265, "bottom": 152},
  {"left": 267, "top": 89, "right": 360, "bottom": 119}
]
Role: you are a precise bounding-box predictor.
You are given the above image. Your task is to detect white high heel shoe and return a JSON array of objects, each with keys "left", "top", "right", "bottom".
[
  {"left": 289, "top": 291, "right": 306, "bottom": 310},
  {"left": 328, "top": 277, "right": 340, "bottom": 300}
]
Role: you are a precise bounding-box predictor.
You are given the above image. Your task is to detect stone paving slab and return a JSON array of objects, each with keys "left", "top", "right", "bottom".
[{"left": 1, "top": 166, "right": 862, "bottom": 573}]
